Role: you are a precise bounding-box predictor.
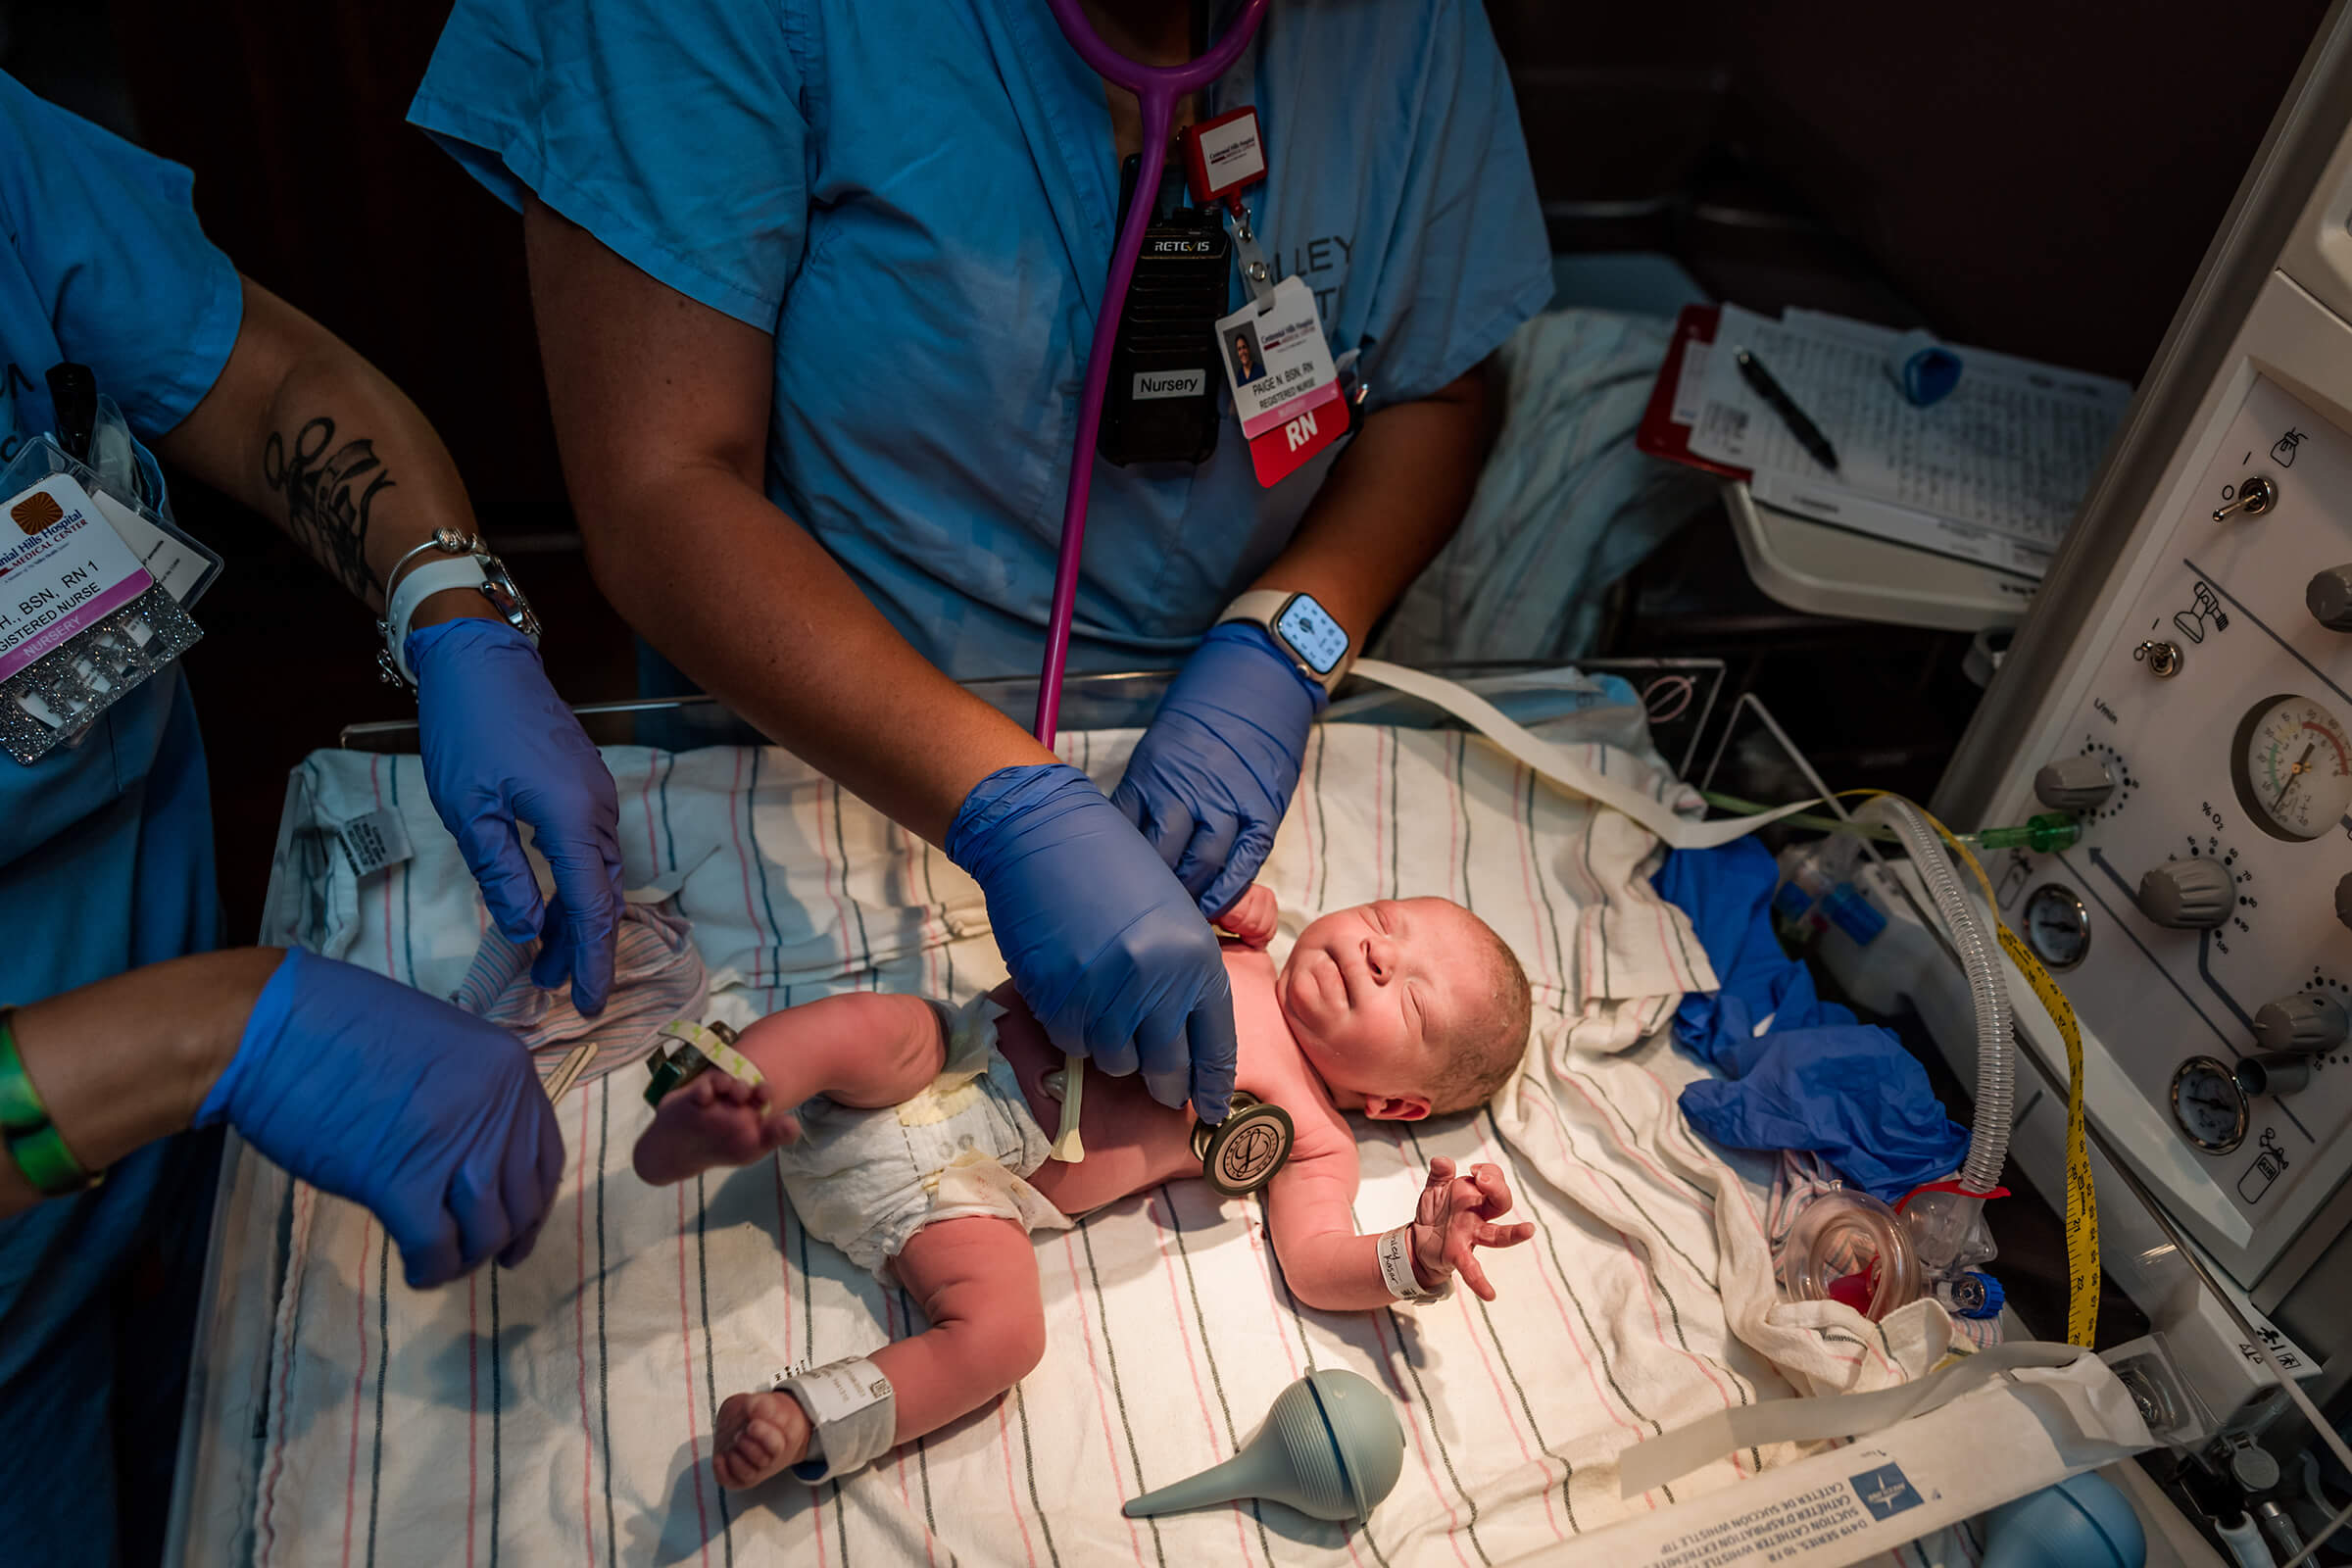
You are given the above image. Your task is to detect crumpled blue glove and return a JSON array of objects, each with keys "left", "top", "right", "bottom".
[
  {"left": 1111, "top": 621, "right": 1324, "bottom": 919},
  {"left": 410, "top": 616, "right": 623, "bottom": 1014},
  {"left": 949, "top": 763, "right": 1239, "bottom": 1120},
  {"left": 198, "top": 948, "right": 566, "bottom": 1288}
]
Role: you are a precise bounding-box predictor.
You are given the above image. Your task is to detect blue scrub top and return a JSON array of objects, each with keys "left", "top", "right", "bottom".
[
  {"left": 413, "top": 0, "right": 1551, "bottom": 681},
  {"left": 0, "top": 73, "right": 241, "bottom": 1555},
  {"left": 0, "top": 73, "right": 238, "bottom": 1001}
]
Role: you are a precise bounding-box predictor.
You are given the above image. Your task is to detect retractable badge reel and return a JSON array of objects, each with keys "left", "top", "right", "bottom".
[{"left": 1185, "top": 108, "right": 1349, "bottom": 487}]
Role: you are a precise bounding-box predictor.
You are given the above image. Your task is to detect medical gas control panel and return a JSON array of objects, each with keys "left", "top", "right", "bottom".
[{"left": 1999, "top": 374, "right": 2352, "bottom": 1285}]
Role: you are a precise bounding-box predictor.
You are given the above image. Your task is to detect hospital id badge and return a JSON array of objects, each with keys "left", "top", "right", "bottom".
[
  {"left": 1217, "top": 276, "right": 1348, "bottom": 486},
  {"left": 0, "top": 472, "right": 200, "bottom": 764}
]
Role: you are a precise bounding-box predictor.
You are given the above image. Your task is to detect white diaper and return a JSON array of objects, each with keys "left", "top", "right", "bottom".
[{"left": 773, "top": 994, "right": 1070, "bottom": 1279}]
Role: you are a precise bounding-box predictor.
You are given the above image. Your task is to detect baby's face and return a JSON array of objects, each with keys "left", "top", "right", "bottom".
[{"left": 1275, "top": 897, "right": 1494, "bottom": 1115}]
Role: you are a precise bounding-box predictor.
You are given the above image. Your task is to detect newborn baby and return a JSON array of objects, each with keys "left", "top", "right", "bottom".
[{"left": 632, "top": 887, "right": 1535, "bottom": 1491}]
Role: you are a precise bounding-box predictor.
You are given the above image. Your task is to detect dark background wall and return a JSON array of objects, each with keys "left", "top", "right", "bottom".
[
  {"left": 1486, "top": 0, "right": 2337, "bottom": 381},
  {"left": 3, "top": 0, "right": 2336, "bottom": 936}
]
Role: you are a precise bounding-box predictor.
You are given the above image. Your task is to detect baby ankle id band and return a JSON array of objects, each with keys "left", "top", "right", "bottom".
[{"left": 776, "top": 1356, "right": 897, "bottom": 1483}]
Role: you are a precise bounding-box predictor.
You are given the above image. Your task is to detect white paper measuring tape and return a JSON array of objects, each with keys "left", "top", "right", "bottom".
[
  {"left": 1346, "top": 660, "right": 1817, "bottom": 849},
  {"left": 1616, "top": 1342, "right": 2094, "bottom": 1496}
]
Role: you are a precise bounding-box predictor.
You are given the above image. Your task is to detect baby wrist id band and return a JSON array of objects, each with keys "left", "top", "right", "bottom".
[
  {"left": 0, "top": 1008, "right": 95, "bottom": 1197},
  {"left": 775, "top": 1357, "right": 898, "bottom": 1482},
  {"left": 1379, "top": 1224, "right": 1450, "bottom": 1303}
]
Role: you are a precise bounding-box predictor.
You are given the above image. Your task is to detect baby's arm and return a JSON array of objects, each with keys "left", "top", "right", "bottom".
[{"left": 1261, "top": 1098, "right": 1535, "bottom": 1310}]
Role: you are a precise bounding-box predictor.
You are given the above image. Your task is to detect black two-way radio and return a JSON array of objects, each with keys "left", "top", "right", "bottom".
[{"left": 1097, "top": 154, "right": 1229, "bottom": 467}]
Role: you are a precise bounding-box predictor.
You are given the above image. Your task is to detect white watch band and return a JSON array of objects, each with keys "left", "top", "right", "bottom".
[
  {"left": 1217, "top": 588, "right": 1354, "bottom": 689},
  {"left": 382, "top": 555, "right": 491, "bottom": 686}
]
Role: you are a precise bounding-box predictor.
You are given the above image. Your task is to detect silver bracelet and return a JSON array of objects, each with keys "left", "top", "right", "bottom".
[{"left": 379, "top": 526, "right": 477, "bottom": 604}]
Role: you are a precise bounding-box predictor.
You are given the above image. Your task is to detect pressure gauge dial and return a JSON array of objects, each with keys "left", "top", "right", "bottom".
[
  {"left": 2022, "top": 884, "right": 2090, "bottom": 970},
  {"left": 2171, "top": 1055, "right": 2249, "bottom": 1154},
  {"left": 2230, "top": 694, "right": 2352, "bottom": 842}
]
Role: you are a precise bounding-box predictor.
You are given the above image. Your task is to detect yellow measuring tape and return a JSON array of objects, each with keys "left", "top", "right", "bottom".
[{"left": 1844, "top": 793, "right": 2100, "bottom": 1348}]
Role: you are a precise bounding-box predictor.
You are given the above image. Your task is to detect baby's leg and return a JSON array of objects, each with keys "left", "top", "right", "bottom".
[
  {"left": 634, "top": 993, "right": 948, "bottom": 1185},
  {"left": 711, "top": 1216, "right": 1045, "bottom": 1489}
]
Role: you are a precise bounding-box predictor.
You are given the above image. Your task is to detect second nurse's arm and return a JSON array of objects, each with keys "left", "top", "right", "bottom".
[
  {"left": 1252, "top": 366, "right": 1495, "bottom": 655},
  {"left": 520, "top": 199, "right": 1053, "bottom": 842},
  {"left": 522, "top": 197, "right": 1240, "bottom": 1120},
  {"left": 152, "top": 277, "right": 624, "bottom": 1013},
  {"left": 1101, "top": 362, "right": 1497, "bottom": 920}
]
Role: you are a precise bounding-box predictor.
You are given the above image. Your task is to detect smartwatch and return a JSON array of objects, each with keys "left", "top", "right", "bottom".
[
  {"left": 1217, "top": 589, "right": 1354, "bottom": 692},
  {"left": 375, "top": 528, "right": 543, "bottom": 691}
]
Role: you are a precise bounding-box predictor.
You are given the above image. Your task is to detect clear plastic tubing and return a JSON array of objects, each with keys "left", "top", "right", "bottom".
[{"left": 1871, "top": 798, "right": 2013, "bottom": 1270}]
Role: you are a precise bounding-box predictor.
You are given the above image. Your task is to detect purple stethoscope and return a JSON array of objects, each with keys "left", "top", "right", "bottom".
[{"left": 1028, "top": 0, "right": 1273, "bottom": 748}]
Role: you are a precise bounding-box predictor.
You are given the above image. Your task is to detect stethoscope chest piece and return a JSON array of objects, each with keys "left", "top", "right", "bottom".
[{"left": 1193, "top": 1093, "right": 1295, "bottom": 1196}]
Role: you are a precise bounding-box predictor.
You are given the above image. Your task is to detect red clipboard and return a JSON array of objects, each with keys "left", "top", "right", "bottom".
[{"left": 1636, "top": 304, "right": 1751, "bottom": 482}]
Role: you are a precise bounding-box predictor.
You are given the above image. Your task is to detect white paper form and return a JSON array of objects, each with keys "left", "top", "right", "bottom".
[{"left": 1688, "top": 304, "right": 2132, "bottom": 555}]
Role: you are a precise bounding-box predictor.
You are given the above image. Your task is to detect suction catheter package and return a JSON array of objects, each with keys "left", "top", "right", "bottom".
[{"left": 0, "top": 419, "right": 220, "bottom": 765}]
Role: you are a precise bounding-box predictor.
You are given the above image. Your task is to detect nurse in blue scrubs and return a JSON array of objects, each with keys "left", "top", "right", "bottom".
[
  {"left": 411, "top": 0, "right": 1550, "bottom": 1123},
  {"left": 0, "top": 76, "right": 624, "bottom": 1564}
]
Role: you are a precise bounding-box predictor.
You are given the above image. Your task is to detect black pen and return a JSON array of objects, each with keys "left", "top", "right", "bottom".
[{"left": 1734, "top": 347, "right": 1839, "bottom": 472}]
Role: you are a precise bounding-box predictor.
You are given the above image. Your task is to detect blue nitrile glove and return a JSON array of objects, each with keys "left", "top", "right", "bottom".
[
  {"left": 1110, "top": 621, "right": 1324, "bottom": 919},
  {"left": 410, "top": 616, "right": 623, "bottom": 1015},
  {"left": 950, "top": 763, "right": 1239, "bottom": 1120},
  {"left": 198, "top": 948, "right": 566, "bottom": 1288}
]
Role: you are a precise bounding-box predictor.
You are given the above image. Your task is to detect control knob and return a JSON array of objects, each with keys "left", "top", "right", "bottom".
[
  {"left": 2034, "top": 756, "right": 2115, "bottom": 811},
  {"left": 2337, "top": 872, "right": 2352, "bottom": 934},
  {"left": 2136, "top": 858, "right": 2233, "bottom": 929},
  {"left": 2253, "top": 992, "right": 2352, "bottom": 1054},
  {"left": 2310, "top": 567, "right": 2352, "bottom": 633}
]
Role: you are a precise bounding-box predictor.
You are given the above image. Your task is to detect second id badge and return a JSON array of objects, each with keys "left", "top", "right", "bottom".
[
  {"left": 0, "top": 471, "right": 202, "bottom": 764},
  {"left": 1216, "top": 276, "right": 1348, "bottom": 487}
]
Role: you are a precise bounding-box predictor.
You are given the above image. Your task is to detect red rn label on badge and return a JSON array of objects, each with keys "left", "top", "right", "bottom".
[{"left": 1247, "top": 385, "right": 1347, "bottom": 486}]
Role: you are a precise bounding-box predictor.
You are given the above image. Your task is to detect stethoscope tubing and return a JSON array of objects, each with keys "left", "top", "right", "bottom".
[{"left": 1029, "top": 0, "right": 1273, "bottom": 745}]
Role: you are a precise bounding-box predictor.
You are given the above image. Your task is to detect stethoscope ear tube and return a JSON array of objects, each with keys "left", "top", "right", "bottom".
[{"left": 1028, "top": 0, "right": 1272, "bottom": 746}]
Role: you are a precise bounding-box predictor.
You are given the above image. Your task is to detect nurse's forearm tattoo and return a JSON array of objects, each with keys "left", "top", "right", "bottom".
[{"left": 262, "top": 416, "right": 395, "bottom": 599}]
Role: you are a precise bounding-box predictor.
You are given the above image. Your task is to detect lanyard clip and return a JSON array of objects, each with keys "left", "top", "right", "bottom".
[{"left": 1223, "top": 200, "right": 1278, "bottom": 310}]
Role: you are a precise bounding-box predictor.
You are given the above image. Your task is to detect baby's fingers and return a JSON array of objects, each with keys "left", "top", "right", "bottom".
[
  {"left": 1453, "top": 1244, "right": 1496, "bottom": 1301},
  {"left": 1469, "top": 1163, "right": 1514, "bottom": 1216},
  {"left": 1475, "top": 1221, "right": 1536, "bottom": 1249}
]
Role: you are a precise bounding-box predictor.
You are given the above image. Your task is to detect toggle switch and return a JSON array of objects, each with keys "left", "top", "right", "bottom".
[
  {"left": 2212, "top": 475, "right": 2278, "bottom": 522},
  {"left": 2254, "top": 991, "right": 2351, "bottom": 1054},
  {"left": 2034, "top": 756, "right": 2115, "bottom": 811},
  {"left": 2310, "top": 565, "right": 2352, "bottom": 632},
  {"left": 2136, "top": 858, "right": 2233, "bottom": 928}
]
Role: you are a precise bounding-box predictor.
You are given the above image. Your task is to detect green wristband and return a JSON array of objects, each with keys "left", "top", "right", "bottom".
[
  {"left": 0, "top": 1010, "right": 46, "bottom": 1133},
  {"left": 0, "top": 1009, "right": 94, "bottom": 1197}
]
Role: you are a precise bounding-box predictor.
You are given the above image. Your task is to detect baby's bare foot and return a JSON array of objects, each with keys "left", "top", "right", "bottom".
[
  {"left": 713, "top": 1389, "right": 813, "bottom": 1490},
  {"left": 631, "top": 1074, "right": 799, "bottom": 1186}
]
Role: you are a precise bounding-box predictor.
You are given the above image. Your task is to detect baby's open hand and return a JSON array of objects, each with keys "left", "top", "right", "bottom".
[
  {"left": 1409, "top": 1157, "right": 1535, "bottom": 1301},
  {"left": 1213, "top": 883, "right": 1279, "bottom": 948}
]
